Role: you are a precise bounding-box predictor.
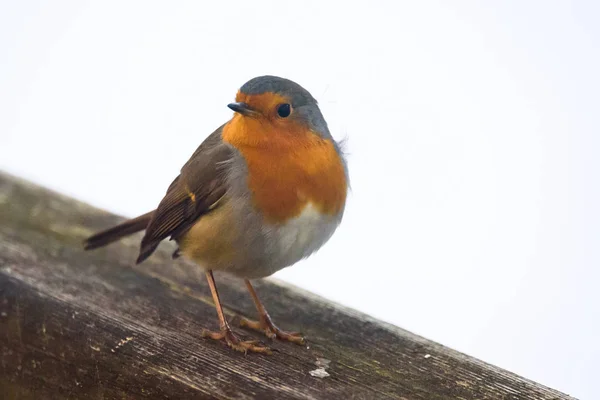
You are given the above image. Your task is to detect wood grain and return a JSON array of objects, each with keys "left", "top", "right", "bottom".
[{"left": 0, "top": 172, "right": 575, "bottom": 399}]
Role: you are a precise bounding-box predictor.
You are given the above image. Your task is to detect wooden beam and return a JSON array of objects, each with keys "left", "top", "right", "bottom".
[{"left": 0, "top": 172, "right": 574, "bottom": 399}]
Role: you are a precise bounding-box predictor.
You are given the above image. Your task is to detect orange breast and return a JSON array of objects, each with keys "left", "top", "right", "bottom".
[{"left": 222, "top": 115, "right": 347, "bottom": 223}]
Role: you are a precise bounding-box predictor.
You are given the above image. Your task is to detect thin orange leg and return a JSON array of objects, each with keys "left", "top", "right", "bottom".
[
  {"left": 202, "top": 271, "right": 271, "bottom": 354},
  {"left": 239, "top": 280, "right": 305, "bottom": 345}
]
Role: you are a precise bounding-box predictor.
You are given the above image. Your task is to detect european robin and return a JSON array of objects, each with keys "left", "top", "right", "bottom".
[{"left": 84, "top": 76, "right": 348, "bottom": 353}]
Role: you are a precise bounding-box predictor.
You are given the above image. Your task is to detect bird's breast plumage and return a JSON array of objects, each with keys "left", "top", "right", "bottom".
[{"left": 222, "top": 116, "right": 348, "bottom": 224}]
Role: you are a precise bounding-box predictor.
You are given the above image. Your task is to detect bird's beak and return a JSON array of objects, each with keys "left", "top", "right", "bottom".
[{"left": 227, "top": 102, "right": 258, "bottom": 117}]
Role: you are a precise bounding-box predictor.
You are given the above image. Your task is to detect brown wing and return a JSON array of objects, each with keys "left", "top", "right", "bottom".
[{"left": 136, "top": 126, "right": 232, "bottom": 264}]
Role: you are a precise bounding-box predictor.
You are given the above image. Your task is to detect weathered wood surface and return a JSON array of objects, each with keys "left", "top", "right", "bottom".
[{"left": 0, "top": 171, "right": 574, "bottom": 400}]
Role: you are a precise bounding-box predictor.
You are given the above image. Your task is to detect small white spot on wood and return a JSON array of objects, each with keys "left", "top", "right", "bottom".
[
  {"left": 309, "top": 368, "right": 330, "bottom": 378},
  {"left": 315, "top": 357, "right": 331, "bottom": 368},
  {"left": 90, "top": 345, "right": 101, "bottom": 352},
  {"left": 424, "top": 354, "right": 431, "bottom": 359},
  {"left": 310, "top": 357, "right": 331, "bottom": 378}
]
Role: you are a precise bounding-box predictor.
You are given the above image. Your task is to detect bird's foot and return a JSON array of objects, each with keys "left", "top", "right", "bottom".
[
  {"left": 202, "top": 327, "right": 272, "bottom": 354},
  {"left": 239, "top": 315, "right": 305, "bottom": 345}
]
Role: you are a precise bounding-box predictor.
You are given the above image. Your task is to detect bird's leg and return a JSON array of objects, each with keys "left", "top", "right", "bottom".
[
  {"left": 239, "top": 279, "right": 305, "bottom": 345},
  {"left": 202, "top": 270, "right": 271, "bottom": 354}
]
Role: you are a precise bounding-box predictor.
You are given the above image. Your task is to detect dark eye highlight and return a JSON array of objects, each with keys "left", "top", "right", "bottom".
[{"left": 277, "top": 103, "right": 292, "bottom": 118}]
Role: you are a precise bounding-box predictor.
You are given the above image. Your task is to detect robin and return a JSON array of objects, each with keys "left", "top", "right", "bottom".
[{"left": 84, "top": 76, "right": 348, "bottom": 353}]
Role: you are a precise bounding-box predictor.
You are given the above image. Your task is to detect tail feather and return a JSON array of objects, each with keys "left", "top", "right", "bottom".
[{"left": 84, "top": 211, "right": 154, "bottom": 250}]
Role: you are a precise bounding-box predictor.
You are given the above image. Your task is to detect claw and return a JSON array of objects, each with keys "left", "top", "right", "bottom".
[
  {"left": 240, "top": 316, "right": 306, "bottom": 345},
  {"left": 202, "top": 327, "right": 272, "bottom": 354}
]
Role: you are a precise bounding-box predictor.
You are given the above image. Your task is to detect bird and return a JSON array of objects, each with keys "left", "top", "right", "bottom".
[{"left": 83, "top": 75, "right": 348, "bottom": 354}]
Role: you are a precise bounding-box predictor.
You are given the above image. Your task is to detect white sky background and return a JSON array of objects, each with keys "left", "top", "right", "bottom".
[{"left": 1, "top": 1, "right": 598, "bottom": 398}]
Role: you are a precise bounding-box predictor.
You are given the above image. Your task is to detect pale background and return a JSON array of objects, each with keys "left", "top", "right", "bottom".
[{"left": 1, "top": 1, "right": 598, "bottom": 398}]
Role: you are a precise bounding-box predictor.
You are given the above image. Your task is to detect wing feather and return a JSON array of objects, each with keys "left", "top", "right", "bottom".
[{"left": 136, "top": 127, "right": 233, "bottom": 264}]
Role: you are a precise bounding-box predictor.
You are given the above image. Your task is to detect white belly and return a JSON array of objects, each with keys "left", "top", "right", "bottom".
[{"left": 261, "top": 203, "right": 342, "bottom": 276}]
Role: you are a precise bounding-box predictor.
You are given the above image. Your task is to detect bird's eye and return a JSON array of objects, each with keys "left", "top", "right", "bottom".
[{"left": 277, "top": 103, "right": 292, "bottom": 118}]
